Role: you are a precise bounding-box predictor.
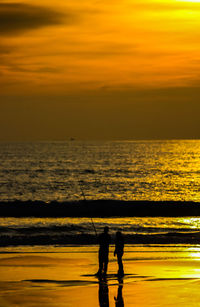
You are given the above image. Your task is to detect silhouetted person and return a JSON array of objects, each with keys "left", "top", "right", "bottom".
[
  {"left": 114, "top": 279, "right": 124, "bottom": 307},
  {"left": 114, "top": 231, "right": 124, "bottom": 276},
  {"left": 98, "top": 278, "right": 109, "bottom": 307},
  {"left": 96, "top": 226, "right": 111, "bottom": 276}
]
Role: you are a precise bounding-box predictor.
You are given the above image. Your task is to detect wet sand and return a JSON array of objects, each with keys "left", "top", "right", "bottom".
[{"left": 1, "top": 245, "right": 200, "bottom": 306}]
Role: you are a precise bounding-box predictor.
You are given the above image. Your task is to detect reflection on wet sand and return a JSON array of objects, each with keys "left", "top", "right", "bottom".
[
  {"left": 98, "top": 277, "right": 109, "bottom": 307},
  {"left": 114, "top": 278, "right": 124, "bottom": 307},
  {"left": 98, "top": 277, "right": 124, "bottom": 307}
]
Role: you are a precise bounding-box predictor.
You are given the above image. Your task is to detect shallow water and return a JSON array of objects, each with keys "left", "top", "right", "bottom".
[
  {"left": 1, "top": 216, "right": 200, "bottom": 235},
  {"left": 1, "top": 217, "right": 200, "bottom": 246}
]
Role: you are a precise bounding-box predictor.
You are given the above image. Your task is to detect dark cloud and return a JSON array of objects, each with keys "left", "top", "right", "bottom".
[
  {"left": 5, "top": 64, "right": 63, "bottom": 73},
  {"left": 0, "top": 3, "right": 67, "bottom": 36}
]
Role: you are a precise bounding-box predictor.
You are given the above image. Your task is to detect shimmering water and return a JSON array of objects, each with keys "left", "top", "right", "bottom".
[
  {"left": 1, "top": 216, "right": 200, "bottom": 236},
  {"left": 0, "top": 140, "right": 200, "bottom": 202},
  {"left": 1, "top": 216, "right": 200, "bottom": 246}
]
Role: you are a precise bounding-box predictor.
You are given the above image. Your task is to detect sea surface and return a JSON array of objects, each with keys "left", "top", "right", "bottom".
[
  {"left": 0, "top": 140, "right": 200, "bottom": 246},
  {"left": 0, "top": 140, "right": 200, "bottom": 202}
]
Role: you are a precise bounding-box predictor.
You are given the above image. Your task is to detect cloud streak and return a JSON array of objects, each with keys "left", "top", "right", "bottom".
[
  {"left": 0, "top": 3, "right": 67, "bottom": 36},
  {"left": 0, "top": 43, "right": 12, "bottom": 55}
]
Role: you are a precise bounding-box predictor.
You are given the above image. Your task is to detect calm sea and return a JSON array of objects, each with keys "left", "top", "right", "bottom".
[
  {"left": 0, "top": 140, "right": 200, "bottom": 247},
  {"left": 0, "top": 140, "right": 200, "bottom": 202}
]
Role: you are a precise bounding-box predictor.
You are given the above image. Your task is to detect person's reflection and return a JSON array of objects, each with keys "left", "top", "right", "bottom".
[
  {"left": 114, "top": 278, "right": 124, "bottom": 307},
  {"left": 98, "top": 277, "right": 109, "bottom": 307}
]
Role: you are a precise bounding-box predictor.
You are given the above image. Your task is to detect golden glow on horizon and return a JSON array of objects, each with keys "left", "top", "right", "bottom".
[{"left": 177, "top": 0, "right": 200, "bottom": 2}]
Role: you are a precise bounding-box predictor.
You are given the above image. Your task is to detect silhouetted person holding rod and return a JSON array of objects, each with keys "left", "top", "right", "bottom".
[
  {"left": 114, "top": 231, "right": 124, "bottom": 276},
  {"left": 96, "top": 226, "right": 111, "bottom": 276}
]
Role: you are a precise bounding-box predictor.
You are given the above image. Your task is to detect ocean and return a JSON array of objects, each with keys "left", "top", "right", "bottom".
[
  {"left": 0, "top": 140, "right": 200, "bottom": 202},
  {"left": 0, "top": 140, "right": 200, "bottom": 247}
]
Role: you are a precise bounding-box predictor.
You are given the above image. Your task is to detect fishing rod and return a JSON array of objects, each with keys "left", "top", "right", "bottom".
[{"left": 78, "top": 180, "right": 98, "bottom": 238}]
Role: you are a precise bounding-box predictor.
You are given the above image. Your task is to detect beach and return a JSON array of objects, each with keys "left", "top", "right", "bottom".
[
  {"left": 2, "top": 0, "right": 200, "bottom": 301},
  {"left": 1, "top": 244, "right": 200, "bottom": 306},
  {"left": 1, "top": 140, "right": 200, "bottom": 306}
]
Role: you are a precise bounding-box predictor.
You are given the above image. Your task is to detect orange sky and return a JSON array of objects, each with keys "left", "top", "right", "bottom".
[{"left": 0, "top": 0, "right": 200, "bottom": 140}]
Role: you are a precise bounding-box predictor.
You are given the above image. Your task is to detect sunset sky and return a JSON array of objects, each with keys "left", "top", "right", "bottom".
[{"left": 1, "top": 0, "right": 200, "bottom": 140}]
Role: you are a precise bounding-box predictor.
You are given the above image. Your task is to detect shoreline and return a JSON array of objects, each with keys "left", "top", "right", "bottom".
[{"left": 1, "top": 232, "right": 200, "bottom": 247}]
